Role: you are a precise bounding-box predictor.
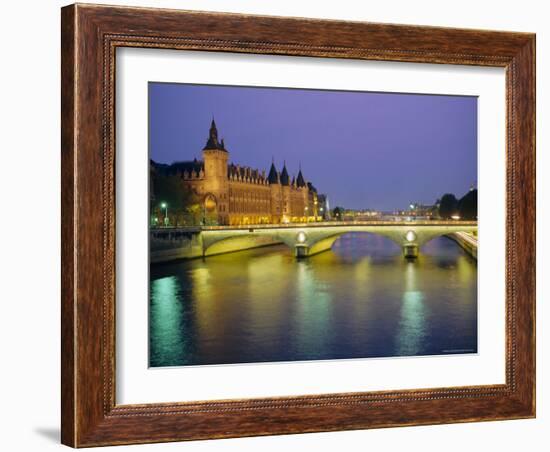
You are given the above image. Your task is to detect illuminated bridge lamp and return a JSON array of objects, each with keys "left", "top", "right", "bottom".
[
  {"left": 405, "top": 230, "right": 417, "bottom": 242},
  {"left": 296, "top": 231, "right": 307, "bottom": 244}
]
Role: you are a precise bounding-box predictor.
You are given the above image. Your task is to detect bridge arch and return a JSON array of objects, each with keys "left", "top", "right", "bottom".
[
  {"left": 296, "top": 230, "right": 409, "bottom": 257},
  {"left": 281, "top": 226, "right": 477, "bottom": 259},
  {"left": 202, "top": 232, "right": 291, "bottom": 257},
  {"left": 324, "top": 231, "right": 403, "bottom": 251}
]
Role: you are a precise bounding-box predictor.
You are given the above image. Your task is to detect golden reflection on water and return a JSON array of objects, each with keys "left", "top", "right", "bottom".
[{"left": 395, "top": 262, "right": 426, "bottom": 355}]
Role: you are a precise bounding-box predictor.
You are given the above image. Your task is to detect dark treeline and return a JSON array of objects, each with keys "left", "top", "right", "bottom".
[
  {"left": 437, "top": 189, "right": 477, "bottom": 220},
  {"left": 150, "top": 173, "right": 202, "bottom": 226}
]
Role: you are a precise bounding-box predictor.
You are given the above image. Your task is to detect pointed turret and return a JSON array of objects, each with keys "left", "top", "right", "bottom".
[
  {"left": 296, "top": 168, "right": 306, "bottom": 187},
  {"left": 203, "top": 118, "right": 226, "bottom": 151},
  {"left": 280, "top": 161, "right": 290, "bottom": 186},
  {"left": 268, "top": 161, "right": 279, "bottom": 184}
]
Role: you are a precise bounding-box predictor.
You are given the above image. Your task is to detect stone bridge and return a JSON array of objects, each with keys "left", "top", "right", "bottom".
[{"left": 199, "top": 220, "right": 477, "bottom": 259}]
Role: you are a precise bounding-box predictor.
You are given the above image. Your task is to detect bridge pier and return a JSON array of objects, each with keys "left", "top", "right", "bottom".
[
  {"left": 295, "top": 245, "right": 309, "bottom": 258},
  {"left": 402, "top": 244, "right": 419, "bottom": 259}
]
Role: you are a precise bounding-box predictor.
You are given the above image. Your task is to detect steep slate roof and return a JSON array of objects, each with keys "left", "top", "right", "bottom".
[
  {"left": 296, "top": 169, "right": 306, "bottom": 187},
  {"left": 280, "top": 163, "right": 290, "bottom": 186},
  {"left": 268, "top": 162, "right": 280, "bottom": 184},
  {"left": 172, "top": 158, "right": 204, "bottom": 174},
  {"left": 150, "top": 159, "right": 169, "bottom": 172},
  {"left": 152, "top": 158, "right": 204, "bottom": 177},
  {"left": 203, "top": 118, "right": 227, "bottom": 151}
]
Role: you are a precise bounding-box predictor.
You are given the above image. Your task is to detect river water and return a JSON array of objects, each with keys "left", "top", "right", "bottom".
[{"left": 149, "top": 232, "right": 477, "bottom": 367}]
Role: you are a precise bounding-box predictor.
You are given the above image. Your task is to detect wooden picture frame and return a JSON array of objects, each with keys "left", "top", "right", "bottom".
[{"left": 61, "top": 3, "right": 535, "bottom": 447}]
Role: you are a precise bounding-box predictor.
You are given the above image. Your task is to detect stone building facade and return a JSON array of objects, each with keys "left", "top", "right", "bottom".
[{"left": 153, "top": 120, "right": 324, "bottom": 226}]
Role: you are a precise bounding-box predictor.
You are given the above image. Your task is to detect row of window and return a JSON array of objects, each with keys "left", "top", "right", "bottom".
[
  {"left": 228, "top": 198, "right": 270, "bottom": 214},
  {"left": 222, "top": 200, "right": 313, "bottom": 216},
  {"left": 228, "top": 188, "right": 270, "bottom": 203}
]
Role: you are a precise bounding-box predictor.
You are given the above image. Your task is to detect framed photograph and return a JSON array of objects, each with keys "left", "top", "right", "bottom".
[{"left": 61, "top": 3, "right": 535, "bottom": 447}]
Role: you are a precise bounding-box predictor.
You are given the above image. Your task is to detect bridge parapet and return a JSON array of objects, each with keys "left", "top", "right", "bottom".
[{"left": 200, "top": 220, "right": 477, "bottom": 231}]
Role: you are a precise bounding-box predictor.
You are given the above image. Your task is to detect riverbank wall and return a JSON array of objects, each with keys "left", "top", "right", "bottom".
[
  {"left": 447, "top": 232, "right": 478, "bottom": 260},
  {"left": 150, "top": 228, "right": 282, "bottom": 263},
  {"left": 150, "top": 229, "right": 203, "bottom": 263}
]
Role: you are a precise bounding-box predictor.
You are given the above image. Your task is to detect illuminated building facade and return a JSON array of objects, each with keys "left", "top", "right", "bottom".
[{"left": 156, "top": 120, "right": 324, "bottom": 226}]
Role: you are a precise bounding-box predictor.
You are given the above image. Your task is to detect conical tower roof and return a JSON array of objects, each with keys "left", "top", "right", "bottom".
[
  {"left": 268, "top": 161, "right": 279, "bottom": 184},
  {"left": 296, "top": 168, "right": 306, "bottom": 187},
  {"left": 203, "top": 118, "right": 226, "bottom": 151},
  {"left": 280, "top": 162, "right": 290, "bottom": 186}
]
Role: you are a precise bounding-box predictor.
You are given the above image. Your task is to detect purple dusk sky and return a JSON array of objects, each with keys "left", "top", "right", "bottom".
[{"left": 149, "top": 82, "right": 477, "bottom": 211}]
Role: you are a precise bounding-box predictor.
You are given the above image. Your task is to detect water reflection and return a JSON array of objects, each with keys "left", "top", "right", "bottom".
[
  {"left": 149, "top": 233, "right": 477, "bottom": 367},
  {"left": 396, "top": 262, "right": 427, "bottom": 355}
]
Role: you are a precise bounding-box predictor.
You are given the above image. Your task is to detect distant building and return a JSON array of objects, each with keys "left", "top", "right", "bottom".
[
  {"left": 317, "top": 194, "right": 330, "bottom": 220},
  {"left": 341, "top": 208, "right": 381, "bottom": 221},
  {"left": 395, "top": 202, "right": 437, "bottom": 220},
  {"left": 151, "top": 119, "right": 327, "bottom": 226}
]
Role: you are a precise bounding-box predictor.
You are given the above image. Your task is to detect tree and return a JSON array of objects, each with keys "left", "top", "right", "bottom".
[
  {"left": 152, "top": 174, "right": 200, "bottom": 226},
  {"left": 438, "top": 193, "right": 458, "bottom": 219},
  {"left": 332, "top": 206, "right": 344, "bottom": 221},
  {"left": 185, "top": 202, "right": 202, "bottom": 226},
  {"left": 458, "top": 189, "right": 477, "bottom": 220},
  {"left": 153, "top": 174, "right": 184, "bottom": 210}
]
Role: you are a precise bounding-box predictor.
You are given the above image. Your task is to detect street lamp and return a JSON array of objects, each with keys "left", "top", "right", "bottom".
[{"left": 161, "top": 202, "right": 168, "bottom": 226}]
